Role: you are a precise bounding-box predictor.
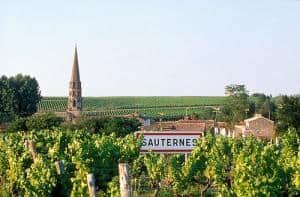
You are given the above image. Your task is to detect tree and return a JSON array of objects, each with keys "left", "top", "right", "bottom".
[
  {"left": 221, "top": 84, "right": 251, "bottom": 129},
  {"left": 225, "top": 84, "right": 248, "bottom": 96},
  {"left": 250, "top": 93, "right": 276, "bottom": 120},
  {"left": 100, "top": 117, "right": 141, "bottom": 137},
  {"left": 0, "top": 76, "right": 15, "bottom": 122},
  {"left": 8, "top": 74, "right": 41, "bottom": 117},
  {"left": 0, "top": 74, "right": 41, "bottom": 122},
  {"left": 275, "top": 95, "right": 300, "bottom": 134}
]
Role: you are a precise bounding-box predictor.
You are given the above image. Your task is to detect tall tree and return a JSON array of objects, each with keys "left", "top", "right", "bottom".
[
  {"left": 0, "top": 76, "right": 15, "bottom": 122},
  {"left": 250, "top": 93, "right": 275, "bottom": 119},
  {"left": 275, "top": 95, "right": 300, "bottom": 134},
  {"left": 222, "top": 84, "right": 251, "bottom": 129},
  {"left": 225, "top": 84, "right": 248, "bottom": 96},
  {"left": 0, "top": 74, "right": 41, "bottom": 122}
]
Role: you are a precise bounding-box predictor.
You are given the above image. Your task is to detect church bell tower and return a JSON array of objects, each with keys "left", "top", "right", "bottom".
[{"left": 67, "top": 45, "right": 82, "bottom": 119}]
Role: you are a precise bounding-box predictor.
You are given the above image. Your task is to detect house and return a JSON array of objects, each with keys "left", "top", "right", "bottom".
[
  {"left": 214, "top": 122, "right": 228, "bottom": 137},
  {"left": 175, "top": 119, "right": 206, "bottom": 132},
  {"left": 141, "top": 118, "right": 217, "bottom": 136},
  {"left": 234, "top": 114, "right": 274, "bottom": 140},
  {"left": 140, "top": 114, "right": 274, "bottom": 140}
]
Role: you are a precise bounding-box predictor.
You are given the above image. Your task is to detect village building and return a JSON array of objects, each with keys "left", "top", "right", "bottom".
[
  {"left": 141, "top": 113, "right": 275, "bottom": 140},
  {"left": 213, "top": 122, "right": 228, "bottom": 136},
  {"left": 66, "top": 45, "right": 82, "bottom": 121},
  {"left": 141, "top": 117, "right": 218, "bottom": 136},
  {"left": 233, "top": 114, "right": 275, "bottom": 140}
]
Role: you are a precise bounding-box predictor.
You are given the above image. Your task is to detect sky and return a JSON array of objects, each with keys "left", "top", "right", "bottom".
[{"left": 1, "top": 0, "right": 300, "bottom": 96}]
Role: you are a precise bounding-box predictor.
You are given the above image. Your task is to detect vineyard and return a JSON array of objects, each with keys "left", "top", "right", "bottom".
[
  {"left": 0, "top": 129, "right": 299, "bottom": 196},
  {"left": 38, "top": 96, "right": 226, "bottom": 119}
]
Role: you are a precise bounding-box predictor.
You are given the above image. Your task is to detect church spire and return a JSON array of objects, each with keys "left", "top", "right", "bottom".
[
  {"left": 70, "top": 44, "right": 80, "bottom": 82},
  {"left": 67, "top": 45, "right": 82, "bottom": 120}
]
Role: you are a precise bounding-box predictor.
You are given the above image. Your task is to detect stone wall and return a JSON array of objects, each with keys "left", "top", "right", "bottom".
[{"left": 244, "top": 117, "right": 274, "bottom": 139}]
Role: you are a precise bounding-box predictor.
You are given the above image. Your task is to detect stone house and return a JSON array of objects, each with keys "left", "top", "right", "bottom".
[{"left": 234, "top": 114, "right": 274, "bottom": 140}]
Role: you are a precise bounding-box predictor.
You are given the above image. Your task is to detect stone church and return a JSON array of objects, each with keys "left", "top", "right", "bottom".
[{"left": 66, "top": 46, "right": 82, "bottom": 121}]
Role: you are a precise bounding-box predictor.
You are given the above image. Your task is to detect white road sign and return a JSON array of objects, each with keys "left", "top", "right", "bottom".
[{"left": 136, "top": 131, "right": 203, "bottom": 153}]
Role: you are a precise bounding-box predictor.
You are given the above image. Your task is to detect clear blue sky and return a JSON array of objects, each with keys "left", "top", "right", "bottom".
[{"left": 1, "top": 0, "right": 299, "bottom": 96}]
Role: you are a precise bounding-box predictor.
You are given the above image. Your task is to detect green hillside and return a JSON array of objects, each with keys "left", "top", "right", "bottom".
[{"left": 38, "top": 96, "right": 226, "bottom": 119}]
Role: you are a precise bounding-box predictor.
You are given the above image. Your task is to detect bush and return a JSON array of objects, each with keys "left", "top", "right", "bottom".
[
  {"left": 0, "top": 112, "right": 16, "bottom": 124},
  {"left": 63, "top": 117, "right": 141, "bottom": 137},
  {"left": 25, "top": 113, "right": 63, "bottom": 131},
  {"left": 6, "top": 117, "right": 28, "bottom": 132},
  {"left": 6, "top": 113, "right": 63, "bottom": 132}
]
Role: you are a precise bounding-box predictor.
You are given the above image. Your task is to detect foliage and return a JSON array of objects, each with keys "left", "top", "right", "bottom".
[
  {"left": 133, "top": 133, "right": 300, "bottom": 196},
  {"left": 0, "top": 74, "right": 41, "bottom": 123},
  {"left": 22, "top": 156, "right": 57, "bottom": 196},
  {"left": 107, "top": 176, "right": 120, "bottom": 197},
  {"left": 276, "top": 95, "right": 300, "bottom": 134},
  {"left": 6, "top": 113, "right": 63, "bottom": 132},
  {"left": 225, "top": 84, "right": 249, "bottom": 96},
  {"left": 1, "top": 128, "right": 299, "bottom": 196},
  {"left": 233, "top": 140, "right": 286, "bottom": 196},
  {"left": 293, "top": 151, "right": 300, "bottom": 192},
  {"left": 6, "top": 117, "right": 28, "bottom": 132},
  {"left": 0, "top": 129, "right": 141, "bottom": 196},
  {"left": 26, "top": 113, "right": 64, "bottom": 131},
  {"left": 278, "top": 128, "right": 300, "bottom": 195},
  {"left": 143, "top": 153, "right": 167, "bottom": 196},
  {"left": 0, "top": 76, "right": 15, "bottom": 123},
  {"left": 221, "top": 84, "right": 251, "bottom": 129},
  {"left": 250, "top": 93, "right": 276, "bottom": 120},
  {"left": 63, "top": 116, "right": 141, "bottom": 137}
]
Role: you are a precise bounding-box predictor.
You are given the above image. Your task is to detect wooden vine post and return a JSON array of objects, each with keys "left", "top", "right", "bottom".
[
  {"left": 55, "top": 161, "right": 64, "bottom": 175},
  {"left": 275, "top": 136, "right": 279, "bottom": 146},
  {"left": 119, "top": 163, "right": 131, "bottom": 197},
  {"left": 25, "top": 140, "right": 38, "bottom": 162},
  {"left": 87, "top": 173, "right": 96, "bottom": 197}
]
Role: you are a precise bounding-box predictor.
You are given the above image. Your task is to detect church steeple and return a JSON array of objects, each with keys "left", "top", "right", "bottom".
[
  {"left": 67, "top": 45, "right": 82, "bottom": 118},
  {"left": 70, "top": 45, "right": 80, "bottom": 82}
]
